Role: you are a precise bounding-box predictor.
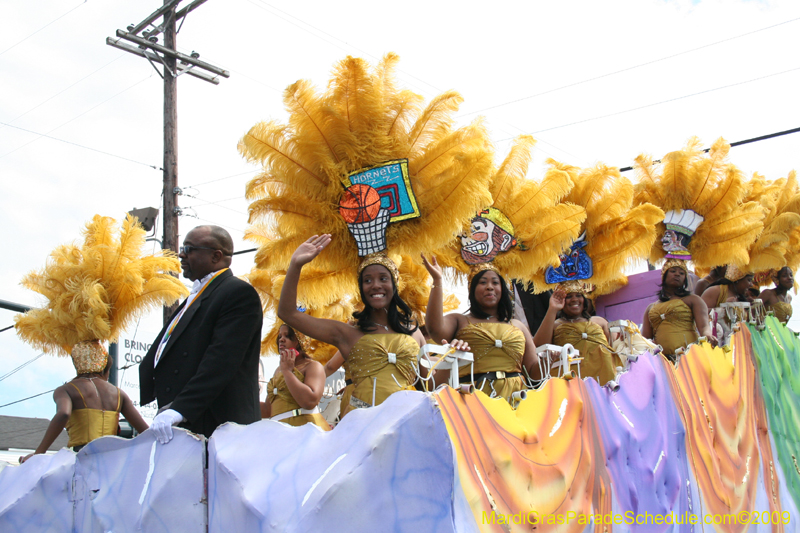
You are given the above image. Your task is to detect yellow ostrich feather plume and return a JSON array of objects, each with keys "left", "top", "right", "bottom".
[
  {"left": 744, "top": 170, "right": 800, "bottom": 276},
  {"left": 633, "top": 137, "right": 765, "bottom": 270},
  {"left": 15, "top": 215, "right": 188, "bottom": 356},
  {"left": 434, "top": 136, "right": 586, "bottom": 287},
  {"left": 537, "top": 160, "right": 664, "bottom": 296},
  {"left": 239, "top": 54, "right": 493, "bottom": 314}
]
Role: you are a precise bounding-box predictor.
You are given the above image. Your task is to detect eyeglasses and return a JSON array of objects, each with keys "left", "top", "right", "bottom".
[{"left": 179, "top": 245, "right": 232, "bottom": 256}]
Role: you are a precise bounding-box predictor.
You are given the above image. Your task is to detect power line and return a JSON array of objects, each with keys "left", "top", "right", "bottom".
[
  {"left": 0, "top": 74, "right": 156, "bottom": 160},
  {"left": 619, "top": 127, "right": 800, "bottom": 172},
  {"left": 0, "top": 2, "right": 85, "bottom": 57},
  {"left": 0, "top": 56, "right": 125, "bottom": 130},
  {"left": 459, "top": 16, "right": 800, "bottom": 118},
  {"left": 245, "top": 0, "right": 442, "bottom": 96},
  {"left": 0, "top": 122, "right": 161, "bottom": 170},
  {"left": 0, "top": 389, "right": 56, "bottom": 409},
  {"left": 189, "top": 216, "right": 246, "bottom": 234},
  {"left": 0, "top": 353, "right": 46, "bottom": 383},
  {"left": 186, "top": 195, "right": 249, "bottom": 216},
  {"left": 185, "top": 170, "right": 255, "bottom": 188},
  {"left": 0, "top": 325, "right": 13, "bottom": 333},
  {"left": 500, "top": 65, "right": 800, "bottom": 142}
]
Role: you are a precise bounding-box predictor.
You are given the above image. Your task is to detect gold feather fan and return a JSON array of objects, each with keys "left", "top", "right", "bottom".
[
  {"left": 240, "top": 54, "right": 487, "bottom": 353},
  {"left": 633, "top": 137, "right": 765, "bottom": 270},
  {"left": 432, "top": 135, "right": 586, "bottom": 287},
  {"left": 15, "top": 215, "right": 188, "bottom": 358},
  {"left": 742, "top": 171, "right": 800, "bottom": 286},
  {"left": 536, "top": 160, "right": 664, "bottom": 296}
]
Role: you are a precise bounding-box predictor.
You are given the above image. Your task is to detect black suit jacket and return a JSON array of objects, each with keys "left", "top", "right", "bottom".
[{"left": 139, "top": 269, "right": 262, "bottom": 438}]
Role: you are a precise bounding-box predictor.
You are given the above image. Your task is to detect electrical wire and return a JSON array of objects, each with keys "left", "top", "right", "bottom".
[
  {"left": 0, "top": 353, "right": 46, "bottom": 383},
  {"left": 0, "top": 56, "right": 125, "bottom": 129},
  {"left": 459, "top": 16, "right": 800, "bottom": 119},
  {"left": 0, "top": 389, "right": 56, "bottom": 409},
  {"left": 618, "top": 127, "right": 800, "bottom": 172},
  {"left": 185, "top": 195, "right": 249, "bottom": 217},
  {"left": 245, "top": 0, "right": 441, "bottom": 96},
  {"left": 0, "top": 122, "right": 161, "bottom": 170},
  {"left": 184, "top": 170, "right": 255, "bottom": 188},
  {"left": 0, "top": 2, "right": 86, "bottom": 57},
  {"left": 0, "top": 74, "right": 156, "bottom": 160},
  {"left": 187, "top": 215, "right": 246, "bottom": 234},
  {"left": 498, "top": 65, "right": 800, "bottom": 142},
  {"left": 0, "top": 325, "right": 13, "bottom": 333}
]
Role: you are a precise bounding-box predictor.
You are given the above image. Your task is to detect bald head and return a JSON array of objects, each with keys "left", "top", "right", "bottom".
[
  {"left": 195, "top": 225, "right": 234, "bottom": 256},
  {"left": 179, "top": 225, "right": 234, "bottom": 280}
]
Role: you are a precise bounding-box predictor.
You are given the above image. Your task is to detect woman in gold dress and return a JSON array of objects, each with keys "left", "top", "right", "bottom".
[
  {"left": 423, "top": 256, "right": 539, "bottom": 402},
  {"left": 263, "top": 324, "right": 330, "bottom": 430},
  {"left": 700, "top": 265, "right": 754, "bottom": 309},
  {"left": 759, "top": 267, "right": 794, "bottom": 324},
  {"left": 642, "top": 263, "right": 716, "bottom": 362},
  {"left": 279, "top": 236, "right": 469, "bottom": 419},
  {"left": 20, "top": 348, "right": 148, "bottom": 462},
  {"left": 534, "top": 283, "right": 622, "bottom": 386}
]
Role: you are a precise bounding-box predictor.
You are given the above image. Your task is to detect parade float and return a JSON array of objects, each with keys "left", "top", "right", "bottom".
[{"left": 1, "top": 55, "right": 800, "bottom": 533}]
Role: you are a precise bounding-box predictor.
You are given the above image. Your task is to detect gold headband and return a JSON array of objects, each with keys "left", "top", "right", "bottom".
[
  {"left": 557, "top": 280, "right": 593, "bottom": 297},
  {"left": 661, "top": 258, "right": 689, "bottom": 275},
  {"left": 468, "top": 263, "right": 502, "bottom": 285},
  {"left": 725, "top": 264, "right": 752, "bottom": 282},
  {"left": 71, "top": 340, "right": 108, "bottom": 375},
  {"left": 358, "top": 251, "right": 400, "bottom": 286}
]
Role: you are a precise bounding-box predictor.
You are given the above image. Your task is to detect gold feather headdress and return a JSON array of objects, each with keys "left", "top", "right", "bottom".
[
  {"left": 538, "top": 161, "right": 665, "bottom": 297},
  {"left": 239, "top": 54, "right": 489, "bottom": 353},
  {"left": 432, "top": 136, "right": 586, "bottom": 287},
  {"left": 633, "top": 137, "right": 765, "bottom": 274},
  {"left": 14, "top": 215, "right": 188, "bottom": 373},
  {"left": 742, "top": 171, "right": 800, "bottom": 289}
]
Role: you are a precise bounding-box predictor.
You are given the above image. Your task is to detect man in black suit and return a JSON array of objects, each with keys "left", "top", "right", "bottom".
[{"left": 140, "top": 225, "right": 262, "bottom": 442}]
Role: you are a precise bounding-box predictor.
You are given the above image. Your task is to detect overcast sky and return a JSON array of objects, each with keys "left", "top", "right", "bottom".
[{"left": 1, "top": 0, "right": 799, "bottom": 422}]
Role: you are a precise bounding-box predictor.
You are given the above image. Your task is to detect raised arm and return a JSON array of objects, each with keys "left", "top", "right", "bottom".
[
  {"left": 421, "top": 254, "right": 460, "bottom": 343},
  {"left": 278, "top": 235, "right": 358, "bottom": 354},
  {"left": 20, "top": 386, "right": 72, "bottom": 463},
  {"left": 279, "top": 349, "right": 326, "bottom": 410},
  {"left": 533, "top": 289, "right": 565, "bottom": 347}
]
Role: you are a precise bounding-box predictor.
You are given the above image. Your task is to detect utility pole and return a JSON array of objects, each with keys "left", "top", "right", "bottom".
[{"left": 106, "top": 0, "right": 229, "bottom": 324}]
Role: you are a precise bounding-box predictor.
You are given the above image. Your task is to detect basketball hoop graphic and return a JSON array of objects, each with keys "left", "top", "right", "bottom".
[{"left": 339, "top": 183, "right": 390, "bottom": 256}]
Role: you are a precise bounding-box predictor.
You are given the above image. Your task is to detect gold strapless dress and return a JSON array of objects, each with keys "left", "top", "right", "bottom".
[
  {"left": 649, "top": 299, "right": 698, "bottom": 361},
  {"left": 455, "top": 322, "right": 525, "bottom": 401},
  {"left": 341, "top": 333, "right": 418, "bottom": 418},
  {"left": 553, "top": 321, "right": 623, "bottom": 386},
  {"left": 267, "top": 367, "right": 331, "bottom": 430},
  {"left": 769, "top": 301, "right": 793, "bottom": 324}
]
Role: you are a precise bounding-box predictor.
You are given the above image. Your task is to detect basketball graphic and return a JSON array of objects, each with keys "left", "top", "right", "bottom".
[{"left": 339, "top": 184, "right": 382, "bottom": 223}]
